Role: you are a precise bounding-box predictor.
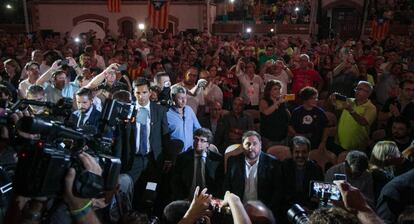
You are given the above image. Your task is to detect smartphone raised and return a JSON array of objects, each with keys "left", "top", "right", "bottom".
[{"left": 309, "top": 181, "right": 342, "bottom": 202}]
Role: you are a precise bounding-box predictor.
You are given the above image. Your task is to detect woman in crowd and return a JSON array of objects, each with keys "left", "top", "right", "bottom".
[
  {"left": 3, "top": 59, "right": 22, "bottom": 89},
  {"left": 259, "top": 80, "right": 290, "bottom": 148},
  {"left": 369, "top": 140, "right": 403, "bottom": 200}
]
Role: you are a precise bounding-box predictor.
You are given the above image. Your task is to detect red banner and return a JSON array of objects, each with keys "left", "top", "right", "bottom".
[
  {"left": 108, "top": 0, "right": 121, "bottom": 13},
  {"left": 148, "top": 0, "right": 169, "bottom": 30}
]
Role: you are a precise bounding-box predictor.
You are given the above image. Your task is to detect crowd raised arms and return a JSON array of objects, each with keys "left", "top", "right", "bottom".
[{"left": 0, "top": 25, "right": 413, "bottom": 224}]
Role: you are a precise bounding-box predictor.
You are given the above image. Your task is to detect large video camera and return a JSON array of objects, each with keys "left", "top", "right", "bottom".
[
  {"left": 14, "top": 116, "right": 121, "bottom": 198},
  {"left": 11, "top": 97, "right": 73, "bottom": 118}
]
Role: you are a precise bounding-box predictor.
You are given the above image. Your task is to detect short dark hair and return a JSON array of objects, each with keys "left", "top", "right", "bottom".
[
  {"left": 154, "top": 72, "right": 169, "bottom": 84},
  {"left": 298, "top": 86, "right": 318, "bottom": 101},
  {"left": 392, "top": 116, "right": 412, "bottom": 130},
  {"left": 52, "top": 69, "right": 66, "bottom": 79},
  {"left": 163, "top": 200, "right": 190, "bottom": 224},
  {"left": 345, "top": 150, "right": 368, "bottom": 173},
  {"left": 400, "top": 79, "right": 414, "bottom": 89},
  {"left": 76, "top": 87, "right": 93, "bottom": 100},
  {"left": 242, "top": 131, "right": 261, "bottom": 144},
  {"left": 27, "top": 85, "right": 44, "bottom": 96},
  {"left": 151, "top": 62, "right": 163, "bottom": 73},
  {"left": 133, "top": 77, "right": 151, "bottom": 89},
  {"left": 0, "top": 85, "right": 10, "bottom": 97},
  {"left": 290, "top": 136, "right": 311, "bottom": 152},
  {"left": 194, "top": 128, "right": 214, "bottom": 144}
]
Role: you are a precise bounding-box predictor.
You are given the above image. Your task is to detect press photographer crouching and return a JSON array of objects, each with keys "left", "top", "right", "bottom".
[
  {"left": 287, "top": 181, "right": 384, "bottom": 224},
  {"left": 2, "top": 115, "right": 122, "bottom": 224}
]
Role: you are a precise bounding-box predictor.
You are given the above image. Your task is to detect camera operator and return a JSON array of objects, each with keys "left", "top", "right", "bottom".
[
  {"left": 25, "top": 85, "right": 48, "bottom": 116},
  {"left": 4, "top": 152, "right": 103, "bottom": 224},
  {"left": 153, "top": 72, "right": 172, "bottom": 107}
]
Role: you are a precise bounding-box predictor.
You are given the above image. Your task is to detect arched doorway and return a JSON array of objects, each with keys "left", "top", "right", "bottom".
[
  {"left": 320, "top": 1, "right": 363, "bottom": 40},
  {"left": 121, "top": 20, "right": 134, "bottom": 39}
]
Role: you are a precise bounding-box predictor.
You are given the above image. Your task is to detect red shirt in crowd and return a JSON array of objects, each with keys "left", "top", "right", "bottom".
[{"left": 291, "top": 68, "right": 322, "bottom": 94}]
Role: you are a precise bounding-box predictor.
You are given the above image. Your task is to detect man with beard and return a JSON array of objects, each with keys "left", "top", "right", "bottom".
[
  {"left": 224, "top": 131, "right": 285, "bottom": 221},
  {"left": 68, "top": 88, "right": 101, "bottom": 129},
  {"left": 383, "top": 116, "right": 413, "bottom": 153},
  {"left": 282, "top": 136, "right": 324, "bottom": 210}
]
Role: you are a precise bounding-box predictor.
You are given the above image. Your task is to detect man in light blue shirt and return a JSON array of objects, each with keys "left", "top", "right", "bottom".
[{"left": 167, "top": 85, "right": 201, "bottom": 152}]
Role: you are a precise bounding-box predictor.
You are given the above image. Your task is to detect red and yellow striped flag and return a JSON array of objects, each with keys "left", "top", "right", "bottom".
[
  {"left": 108, "top": 0, "right": 121, "bottom": 13},
  {"left": 148, "top": 0, "right": 170, "bottom": 30}
]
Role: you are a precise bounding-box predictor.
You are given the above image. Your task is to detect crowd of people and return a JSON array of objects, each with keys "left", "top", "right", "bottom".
[{"left": 0, "top": 25, "right": 413, "bottom": 224}]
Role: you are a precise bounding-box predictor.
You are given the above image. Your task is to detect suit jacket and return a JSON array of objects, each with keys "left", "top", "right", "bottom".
[
  {"left": 282, "top": 159, "right": 324, "bottom": 209},
  {"left": 113, "top": 102, "right": 170, "bottom": 172},
  {"left": 68, "top": 106, "right": 101, "bottom": 129},
  {"left": 224, "top": 152, "right": 285, "bottom": 220},
  {"left": 171, "top": 148, "right": 224, "bottom": 200}
]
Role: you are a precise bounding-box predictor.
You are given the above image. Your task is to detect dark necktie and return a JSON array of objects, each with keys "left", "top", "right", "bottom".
[
  {"left": 195, "top": 156, "right": 204, "bottom": 189},
  {"left": 77, "top": 112, "right": 86, "bottom": 127}
]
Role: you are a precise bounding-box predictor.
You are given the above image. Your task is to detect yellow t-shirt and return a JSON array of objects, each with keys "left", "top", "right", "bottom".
[{"left": 336, "top": 98, "right": 377, "bottom": 150}]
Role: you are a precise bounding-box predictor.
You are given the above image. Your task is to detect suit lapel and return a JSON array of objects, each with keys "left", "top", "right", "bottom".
[
  {"left": 150, "top": 102, "right": 157, "bottom": 125},
  {"left": 257, "top": 153, "right": 265, "bottom": 199}
]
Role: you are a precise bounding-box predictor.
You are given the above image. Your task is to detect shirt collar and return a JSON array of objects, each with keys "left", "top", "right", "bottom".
[
  {"left": 245, "top": 157, "right": 259, "bottom": 168},
  {"left": 136, "top": 101, "right": 150, "bottom": 111},
  {"left": 194, "top": 150, "right": 207, "bottom": 159}
]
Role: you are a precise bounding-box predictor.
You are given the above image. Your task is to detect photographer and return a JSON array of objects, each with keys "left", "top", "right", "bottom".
[
  {"left": 4, "top": 152, "right": 102, "bottom": 224},
  {"left": 330, "top": 81, "right": 377, "bottom": 152},
  {"left": 178, "top": 187, "right": 251, "bottom": 224}
]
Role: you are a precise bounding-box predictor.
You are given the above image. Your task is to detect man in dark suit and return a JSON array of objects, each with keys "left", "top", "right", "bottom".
[
  {"left": 224, "top": 130, "right": 285, "bottom": 221},
  {"left": 282, "top": 136, "right": 324, "bottom": 210},
  {"left": 68, "top": 87, "right": 101, "bottom": 129},
  {"left": 171, "top": 128, "right": 224, "bottom": 200},
  {"left": 113, "top": 78, "right": 170, "bottom": 205}
]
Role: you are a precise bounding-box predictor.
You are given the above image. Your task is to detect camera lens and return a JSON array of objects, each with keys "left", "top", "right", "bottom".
[{"left": 287, "top": 204, "right": 309, "bottom": 224}]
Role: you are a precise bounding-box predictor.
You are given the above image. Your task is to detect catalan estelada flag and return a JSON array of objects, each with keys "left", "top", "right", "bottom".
[
  {"left": 108, "top": 0, "right": 121, "bottom": 13},
  {"left": 371, "top": 19, "right": 389, "bottom": 41},
  {"left": 148, "top": 0, "right": 169, "bottom": 30}
]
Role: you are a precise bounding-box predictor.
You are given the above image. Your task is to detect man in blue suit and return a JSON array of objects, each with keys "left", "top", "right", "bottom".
[{"left": 69, "top": 87, "right": 101, "bottom": 129}]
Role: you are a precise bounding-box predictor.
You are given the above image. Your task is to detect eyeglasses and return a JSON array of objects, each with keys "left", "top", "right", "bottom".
[{"left": 194, "top": 137, "right": 208, "bottom": 143}]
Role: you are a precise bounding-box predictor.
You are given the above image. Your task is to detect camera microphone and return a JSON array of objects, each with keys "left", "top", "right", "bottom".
[
  {"left": 17, "top": 116, "right": 87, "bottom": 141},
  {"left": 11, "top": 99, "right": 55, "bottom": 111}
]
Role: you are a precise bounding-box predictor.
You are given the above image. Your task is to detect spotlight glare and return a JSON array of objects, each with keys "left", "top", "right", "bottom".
[
  {"left": 6, "top": 4, "right": 12, "bottom": 9},
  {"left": 246, "top": 28, "right": 252, "bottom": 33},
  {"left": 270, "top": 28, "right": 274, "bottom": 32},
  {"left": 138, "top": 23, "right": 145, "bottom": 30}
]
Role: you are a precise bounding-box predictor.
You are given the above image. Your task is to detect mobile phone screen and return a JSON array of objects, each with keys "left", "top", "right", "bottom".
[{"left": 309, "top": 181, "right": 342, "bottom": 202}]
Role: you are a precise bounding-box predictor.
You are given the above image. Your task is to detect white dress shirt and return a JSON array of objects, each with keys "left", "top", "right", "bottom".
[
  {"left": 135, "top": 102, "right": 151, "bottom": 154},
  {"left": 243, "top": 158, "right": 259, "bottom": 202}
]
